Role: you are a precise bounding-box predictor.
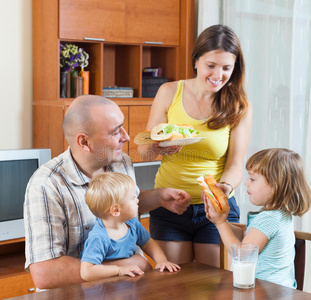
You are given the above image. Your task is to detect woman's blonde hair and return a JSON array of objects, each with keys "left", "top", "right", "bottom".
[
  {"left": 85, "top": 172, "right": 135, "bottom": 218},
  {"left": 246, "top": 148, "right": 311, "bottom": 216}
]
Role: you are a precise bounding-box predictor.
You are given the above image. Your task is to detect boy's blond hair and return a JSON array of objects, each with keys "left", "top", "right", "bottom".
[
  {"left": 246, "top": 148, "right": 311, "bottom": 216},
  {"left": 85, "top": 172, "right": 135, "bottom": 218}
]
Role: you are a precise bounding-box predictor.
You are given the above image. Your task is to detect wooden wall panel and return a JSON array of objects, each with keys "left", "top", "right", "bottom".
[
  {"left": 0, "top": 273, "right": 35, "bottom": 299},
  {"left": 128, "top": 106, "right": 151, "bottom": 162},
  {"left": 119, "top": 106, "right": 129, "bottom": 155},
  {"left": 32, "top": 1, "right": 59, "bottom": 101},
  {"left": 179, "top": 0, "right": 195, "bottom": 79},
  {"left": 33, "top": 105, "right": 64, "bottom": 158}
]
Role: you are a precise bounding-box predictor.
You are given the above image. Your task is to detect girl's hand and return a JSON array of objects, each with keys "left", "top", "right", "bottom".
[
  {"left": 118, "top": 265, "right": 145, "bottom": 277},
  {"left": 203, "top": 193, "right": 229, "bottom": 226},
  {"left": 155, "top": 261, "right": 181, "bottom": 272}
]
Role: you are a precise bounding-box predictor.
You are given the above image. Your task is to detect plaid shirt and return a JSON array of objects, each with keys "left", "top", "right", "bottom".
[{"left": 24, "top": 148, "right": 138, "bottom": 270}]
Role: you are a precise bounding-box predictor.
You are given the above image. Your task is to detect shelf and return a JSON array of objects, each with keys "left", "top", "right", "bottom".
[
  {"left": 59, "top": 40, "right": 103, "bottom": 97},
  {"left": 0, "top": 252, "right": 26, "bottom": 278},
  {"left": 59, "top": 41, "right": 177, "bottom": 100},
  {"left": 142, "top": 46, "right": 178, "bottom": 82},
  {"left": 34, "top": 99, "right": 154, "bottom": 107},
  {"left": 0, "top": 237, "right": 24, "bottom": 247},
  {"left": 103, "top": 44, "right": 141, "bottom": 97},
  {"left": 0, "top": 239, "right": 26, "bottom": 278}
]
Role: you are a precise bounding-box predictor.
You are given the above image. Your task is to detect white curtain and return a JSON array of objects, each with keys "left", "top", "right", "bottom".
[{"left": 198, "top": 0, "right": 311, "bottom": 292}]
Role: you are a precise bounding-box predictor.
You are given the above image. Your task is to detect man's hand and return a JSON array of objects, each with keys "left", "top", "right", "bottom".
[
  {"left": 138, "top": 188, "right": 191, "bottom": 215},
  {"left": 159, "top": 188, "right": 191, "bottom": 215}
]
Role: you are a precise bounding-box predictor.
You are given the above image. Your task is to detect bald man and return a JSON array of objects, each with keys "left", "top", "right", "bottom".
[{"left": 24, "top": 95, "right": 191, "bottom": 289}]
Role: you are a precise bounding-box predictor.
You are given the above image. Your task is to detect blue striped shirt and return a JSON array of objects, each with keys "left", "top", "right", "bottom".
[{"left": 246, "top": 210, "right": 296, "bottom": 288}]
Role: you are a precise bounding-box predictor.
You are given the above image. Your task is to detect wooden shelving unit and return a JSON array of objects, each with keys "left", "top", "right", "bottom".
[
  {"left": 32, "top": 0, "right": 194, "bottom": 160},
  {"left": 0, "top": 238, "right": 36, "bottom": 299}
]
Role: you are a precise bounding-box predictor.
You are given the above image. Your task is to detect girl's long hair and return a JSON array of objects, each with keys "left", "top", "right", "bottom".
[
  {"left": 246, "top": 148, "right": 311, "bottom": 216},
  {"left": 191, "top": 25, "right": 248, "bottom": 129}
]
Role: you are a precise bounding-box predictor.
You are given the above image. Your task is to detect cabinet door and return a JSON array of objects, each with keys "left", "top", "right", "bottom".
[
  {"left": 125, "top": 0, "right": 180, "bottom": 45},
  {"left": 64, "top": 106, "right": 69, "bottom": 151},
  {"left": 0, "top": 273, "right": 35, "bottom": 299},
  {"left": 128, "top": 106, "right": 151, "bottom": 162},
  {"left": 140, "top": 217, "right": 156, "bottom": 268},
  {"left": 59, "top": 0, "right": 125, "bottom": 42},
  {"left": 33, "top": 104, "right": 65, "bottom": 158}
]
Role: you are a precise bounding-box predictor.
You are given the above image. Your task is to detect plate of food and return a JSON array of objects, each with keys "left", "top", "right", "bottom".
[{"left": 134, "top": 123, "right": 205, "bottom": 147}]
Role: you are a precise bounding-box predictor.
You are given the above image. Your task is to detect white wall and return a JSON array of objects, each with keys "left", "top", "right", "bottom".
[{"left": 0, "top": 0, "right": 32, "bottom": 150}]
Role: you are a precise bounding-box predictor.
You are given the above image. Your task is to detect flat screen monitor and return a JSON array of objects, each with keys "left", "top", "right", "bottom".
[
  {"left": 133, "top": 161, "right": 160, "bottom": 218},
  {"left": 0, "top": 149, "right": 51, "bottom": 241},
  {"left": 133, "top": 161, "right": 160, "bottom": 191}
]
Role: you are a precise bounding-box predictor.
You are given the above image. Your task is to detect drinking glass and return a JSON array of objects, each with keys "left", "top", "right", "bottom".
[{"left": 231, "top": 243, "right": 259, "bottom": 289}]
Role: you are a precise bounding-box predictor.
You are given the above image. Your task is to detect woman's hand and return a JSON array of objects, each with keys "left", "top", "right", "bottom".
[
  {"left": 215, "top": 182, "right": 233, "bottom": 197},
  {"left": 152, "top": 144, "right": 182, "bottom": 156},
  {"left": 137, "top": 143, "right": 182, "bottom": 161}
]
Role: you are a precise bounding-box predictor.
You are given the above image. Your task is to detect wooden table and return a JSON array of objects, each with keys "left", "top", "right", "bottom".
[{"left": 9, "top": 263, "right": 310, "bottom": 299}]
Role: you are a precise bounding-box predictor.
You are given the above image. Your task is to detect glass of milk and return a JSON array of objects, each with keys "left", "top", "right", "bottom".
[{"left": 231, "top": 243, "right": 259, "bottom": 289}]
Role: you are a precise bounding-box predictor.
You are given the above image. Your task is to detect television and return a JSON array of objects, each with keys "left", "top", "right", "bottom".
[
  {"left": 133, "top": 161, "right": 160, "bottom": 191},
  {"left": 0, "top": 149, "right": 51, "bottom": 241},
  {"left": 133, "top": 161, "right": 161, "bottom": 218}
]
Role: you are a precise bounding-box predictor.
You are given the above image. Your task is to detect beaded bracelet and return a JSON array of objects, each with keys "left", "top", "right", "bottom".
[{"left": 220, "top": 182, "right": 234, "bottom": 194}]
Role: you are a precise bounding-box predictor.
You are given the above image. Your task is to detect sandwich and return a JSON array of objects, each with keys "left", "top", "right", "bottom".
[
  {"left": 134, "top": 123, "right": 198, "bottom": 145},
  {"left": 197, "top": 174, "right": 229, "bottom": 213},
  {"left": 150, "top": 123, "right": 198, "bottom": 141}
]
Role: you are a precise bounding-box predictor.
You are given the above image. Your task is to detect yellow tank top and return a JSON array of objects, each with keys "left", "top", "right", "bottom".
[{"left": 154, "top": 80, "right": 231, "bottom": 204}]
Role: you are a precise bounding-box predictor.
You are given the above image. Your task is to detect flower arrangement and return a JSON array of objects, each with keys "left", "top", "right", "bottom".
[
  {"left": 60, "top": 43, "right": 89, "bottom": 72},
  {"left": 78, "top": 48, "right": 89, "bottom": 71}
]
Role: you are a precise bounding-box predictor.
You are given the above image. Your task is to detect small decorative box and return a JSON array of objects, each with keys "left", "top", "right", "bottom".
[
  {"left": 142, "top": 76, "right": 167, "bottom": 98},
  {"left": 143, "top": 67, "right": 163, "bottom": 77},
  {"left": 103, "top": 86, "right": 134, "bottom": 98}
]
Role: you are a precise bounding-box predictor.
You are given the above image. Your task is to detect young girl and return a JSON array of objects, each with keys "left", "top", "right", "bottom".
[
  {"left": 205, "top": 148, "right": 311, "bottom": 288},
  {"left": 80, "top": 172, "right": 180, "bottom": 281}
]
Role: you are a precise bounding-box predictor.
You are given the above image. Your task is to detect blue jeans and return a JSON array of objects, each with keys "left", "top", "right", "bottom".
[{"left": 149, "top": 196, "right": 240, "bottom": 244}]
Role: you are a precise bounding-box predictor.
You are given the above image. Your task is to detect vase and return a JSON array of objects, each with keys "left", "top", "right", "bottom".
[
  {"left": 74, "top": 76, "right": 84, "bottom": 98},
  {"left": 79, "top": 70, "right": 89, "bottom": 94},
  {"left": 60, "top": 72, "right": 67, "bottom": 98},
  {"left": 70, "top": 68, "right": 79, "bottom": 98},
  {"left": 66, "top": 70, "right": 71, "bottom": 98}
]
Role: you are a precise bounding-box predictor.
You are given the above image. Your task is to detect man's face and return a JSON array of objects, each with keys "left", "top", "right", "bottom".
[{"left": 90, "top": 104, "right": 130, "bottom": 166}]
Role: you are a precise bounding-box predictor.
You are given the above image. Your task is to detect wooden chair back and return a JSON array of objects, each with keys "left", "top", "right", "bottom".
[
  {"left": 219, "top": 225, "right": 311, "bottom": 291},
  {"left": 294, "top": 230, "right": 311, "bottom": 290}
]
